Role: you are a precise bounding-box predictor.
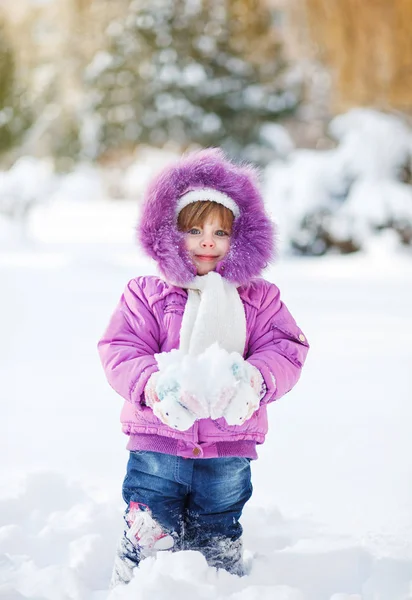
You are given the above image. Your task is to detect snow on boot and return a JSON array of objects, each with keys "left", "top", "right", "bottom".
[
  {"left": 110, "top": 502, "right": 174, "bottom": 588},
  {"left": 125, "top": 502, "right": 174, "bottom": 553}
]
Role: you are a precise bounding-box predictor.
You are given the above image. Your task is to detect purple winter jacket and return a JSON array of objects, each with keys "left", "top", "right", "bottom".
[
  {"left": 98, "top": 275, "right": 309, "bottom": 459},
  {"left": 99, "top": 149, "right": 309, "bottom": 459}
]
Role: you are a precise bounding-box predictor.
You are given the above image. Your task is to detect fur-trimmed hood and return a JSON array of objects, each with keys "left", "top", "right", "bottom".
[{"left": 137, "top": 148, "right": 276, "bottom": 285}]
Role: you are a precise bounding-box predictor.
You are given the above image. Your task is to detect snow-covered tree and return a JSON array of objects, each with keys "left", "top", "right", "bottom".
[
  {"left": 0, "top": 20, "right": 32, "bottom": 156},
  {"left": 85, "top": 0, "right": 300, "bottom": 162},
  {"left": 265, "top": 109, "right": 412, "bottom": 255}
]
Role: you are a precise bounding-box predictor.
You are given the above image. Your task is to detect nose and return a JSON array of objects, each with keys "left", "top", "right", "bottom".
[{"left": 201, "top": 234, "right": 215, "bottom": 248}]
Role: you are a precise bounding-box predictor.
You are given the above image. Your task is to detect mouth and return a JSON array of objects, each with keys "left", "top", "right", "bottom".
[{"left": 195, "top": 255, "right": 219, "bottom": 261}]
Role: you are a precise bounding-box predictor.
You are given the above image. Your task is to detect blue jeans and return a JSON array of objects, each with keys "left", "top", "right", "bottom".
[{"left": 120, "top": 450, "right": 252, "bottom": 577}]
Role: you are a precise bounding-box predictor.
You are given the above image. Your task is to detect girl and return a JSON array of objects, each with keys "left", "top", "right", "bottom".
[{"left": 98, "top": 148, "right": 309, "bottom": 586}]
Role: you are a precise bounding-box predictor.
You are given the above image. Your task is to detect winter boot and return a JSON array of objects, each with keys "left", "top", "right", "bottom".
[{"left": 110, "top": 502, "right": 174, "bottom": 587}]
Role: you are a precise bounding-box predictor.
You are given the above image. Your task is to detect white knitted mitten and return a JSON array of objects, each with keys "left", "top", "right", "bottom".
[{"left": 222, "top": 357, "right": 265, "bottom": 426}]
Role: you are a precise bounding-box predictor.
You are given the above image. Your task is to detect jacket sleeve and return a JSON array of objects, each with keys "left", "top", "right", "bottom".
[
  {"left": 246, "top": 282, "right": 309, "bottom": 404},
  {"left": 97, "top": 278, "right": 160, "bottom": 407}
]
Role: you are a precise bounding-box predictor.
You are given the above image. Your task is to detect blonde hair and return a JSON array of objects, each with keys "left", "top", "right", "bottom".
[{"left": 177, "top": 201, "right": 234, "bottom": 233}]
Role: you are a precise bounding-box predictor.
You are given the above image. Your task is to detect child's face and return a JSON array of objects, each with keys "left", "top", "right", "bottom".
[{"left": 184, "top": 214, "right": 231, "bottom": 275}]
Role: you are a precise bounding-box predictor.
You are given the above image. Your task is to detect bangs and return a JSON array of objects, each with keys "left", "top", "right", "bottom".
[{"left": 177, "top": 201, "right": 234, "bottom": 232}]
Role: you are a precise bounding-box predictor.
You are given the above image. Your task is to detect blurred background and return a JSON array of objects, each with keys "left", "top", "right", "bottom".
[
  {"left": 1, "top": 4, "right": 412, "bottom": 598},
  {"left": 0, "top": 0, "right": 411, "bottom": 254}
]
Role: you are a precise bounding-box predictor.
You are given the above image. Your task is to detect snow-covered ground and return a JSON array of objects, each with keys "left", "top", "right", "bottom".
[{"left": 1, "top": 196, "right": 412, "bottom": 599}]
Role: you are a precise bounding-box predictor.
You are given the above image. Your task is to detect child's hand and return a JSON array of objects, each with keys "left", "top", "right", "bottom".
[
  {"left": 152, "top": 394, "right": 198, "bottom": 431},
  {"left": 230, "top": 357, "right": 265, "bottom": 396},
  {"left": 189, "top": 346, "right": 266, "bottom": 423},
  {"left": 144, "top": 366, "right": 208, "bottom": 430},
  {"left": 208, "top": 384, "right": 237, "bottom": 420},
  {"left": 221, "top": 360, "right": 265, "bottom": 426},
  {"left": 223, "top": 380, "right": 261, "bottom": 425},
  {"left": 144, "top": 372, "right": 161, "bottom": 408},
  {"left": 197, "top": 344, "right": 241, "bottom": 419},
  {"left": 145, "top": 349, "right": 266, "bottom": 428}
]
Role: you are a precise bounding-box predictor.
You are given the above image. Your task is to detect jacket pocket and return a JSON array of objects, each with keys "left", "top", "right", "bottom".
[{"left": 271, "top": 321, "right": 309, "bottom": 368}]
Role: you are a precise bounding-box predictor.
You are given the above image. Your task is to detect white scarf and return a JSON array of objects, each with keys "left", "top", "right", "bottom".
[{"left": 179, "top": 271, "right": 247, "bottom": 357}]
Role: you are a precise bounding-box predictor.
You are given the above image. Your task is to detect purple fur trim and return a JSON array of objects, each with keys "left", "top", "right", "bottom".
[{"left": 137, "top": 148, "right": 276, "bottom": 285}]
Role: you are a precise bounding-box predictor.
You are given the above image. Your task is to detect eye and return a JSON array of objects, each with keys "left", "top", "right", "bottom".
[
  {"left": 216, "top": 230, "right": 229, "bottom": 237},
  {"left": 188, "top": 228, "right": 201, "bottom": 235}
]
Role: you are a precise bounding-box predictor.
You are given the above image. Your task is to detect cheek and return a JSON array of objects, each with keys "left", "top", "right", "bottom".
[
  {"left": 221, "top": 238, "right": 230, "bottom": 255},
  {"left": 184, "top": 236, "right": 194, "bottom": 253}
]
